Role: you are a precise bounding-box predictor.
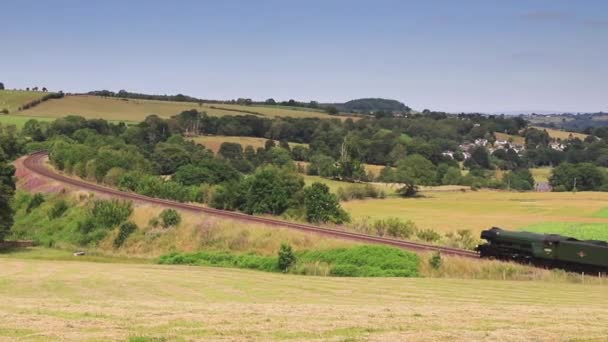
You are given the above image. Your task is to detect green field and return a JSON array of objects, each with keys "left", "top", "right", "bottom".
[
  {"left": 520, "top": 222, "right": 608, "bottom": 240},
  {"left": 0, "top": 256, "right": 606, "bottom": 341},
  {"left": 0, "top": 90, "right": 48, "bottom": 113},
  {"left": 17, "top": 95, "right": 338, "bottom": 122}
]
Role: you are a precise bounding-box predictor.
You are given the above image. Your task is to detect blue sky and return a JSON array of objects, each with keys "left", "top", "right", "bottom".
[{"left": 2, "top": 0, "right": 607, "bottom": 113}]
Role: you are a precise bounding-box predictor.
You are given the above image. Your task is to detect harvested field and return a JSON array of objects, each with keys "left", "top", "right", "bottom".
[{"left": 0, "top": 258, "right": 606, "bottom": 341}]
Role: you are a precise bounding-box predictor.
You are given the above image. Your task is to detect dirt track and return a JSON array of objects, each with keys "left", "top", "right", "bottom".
[{"left": 19, "top": 152, "right": 479, "bottom": 258}]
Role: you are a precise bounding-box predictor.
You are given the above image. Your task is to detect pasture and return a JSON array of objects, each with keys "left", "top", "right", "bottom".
[
  {"left": 191, "top": 135, "right": 307, "bottom": 153},
  {"left": 342, "top": 190, "right": 608, "bottom": 235},
  {"left": 0, "top": 90, "right": 48, "bottom": 113},
  {"left": 17, "top": 95, "right": 338, "bottom": 122},
  {"left": 0, "top": 257, "right": 607, "bottom": 341}
]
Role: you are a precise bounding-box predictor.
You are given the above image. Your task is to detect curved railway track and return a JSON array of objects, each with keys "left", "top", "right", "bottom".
[{"left": 23, "top": 152, "right": 479, "bottom": 258}]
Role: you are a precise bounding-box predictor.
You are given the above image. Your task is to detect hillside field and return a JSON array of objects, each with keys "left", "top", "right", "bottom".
[
  {"left": 0, "top": 257, "right": 606, "bottom": 341},
  {"left": 0, "top": 90, "right": 49, "bottom": 113},
  {"left": 533, "top": 126, "right": 588, "bottom": 140},
  {"left": 17, "top": 95, "right": 337, "bottom": 122},
  {"left": 342, "top": 190, "right": 608, "bottom": 237}
]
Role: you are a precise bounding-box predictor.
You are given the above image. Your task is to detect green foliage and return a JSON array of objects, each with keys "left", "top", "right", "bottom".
[
  {"left": 372, "top": 218, "right": 416, "bottom": 239},
  {"left": 159, "top": 245, "right": 420, "bottom": 278},
  {"left": 160, "top": 209, "right": 181, "bottom": 228},
  {"left": 336, "top": 184, "right": 386, "bottom": 201},
  {"left": 10, "top": 193, "right": 133, "bottom": 247},
  {"left": 241, "top": 166, "right": 305, "bottom": 215},
  {"left": 549, "top": 162, "right": 607, "bottom": 191},
  {"left": 298, "top": 245, "right": 419, "bottom": 277},
  {"left": 277, "top": 243, "right": 296, "bottom": 272},
  {"left": 502, "top": 168, "right": 535, "bottom": 191},
  {"left": 158, "top": 251, "right": 279, "bottom": 272},
  {"left": 416, "top": 228, "right": 441, "bottom": 243},
  {"left": 26, "top": 193, "right": 45, "bottom": 213},
  {"left": 393, "top": 154, "right": 437, "bottom": 186},
  {"left": 90, "top": 199, "right": 133, "bottom": 228},
  {"left": 48, "top": 199, "right": 69, "bottom": 219},
  {"left": 0, "top": 155, "right": 15, "bottom": 240},
  {"left": 114, "top": 221, "right": 138, "bottom": 248},
  {"left": 429, "top": 252, "right": 442, "bottom": 270},
  {"left": 303, "top": 182, "right": 350, "bottom": 224}
]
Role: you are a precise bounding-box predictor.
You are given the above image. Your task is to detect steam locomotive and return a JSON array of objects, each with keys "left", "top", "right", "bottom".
[{"left": 477, "top": 227, "right": 608, "bottom": 273}]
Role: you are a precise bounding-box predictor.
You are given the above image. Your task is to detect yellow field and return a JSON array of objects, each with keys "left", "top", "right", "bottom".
[
  {"left": 17, "top": 95, "right": 337, "bottom": 122},
  {"left": 0, "top": 257, "right": 606, "bottom": 341},
  {"left": 0, "top": 90, "right": 48, "bottom": 113},
  {"left": 191, "top": 135, "right": 307, "bottom": 153},
  {"left": 494, "top": 132, "right": 524, "bottom": 145},
  {"left": 342, "top": 190, "right": 608, "bottom": 235},
  {"left": 533, "top": 126, "right": 588, "bottom": 140},
  {"left": 530, "top": 167, "right": 553, "bottom": 183}
]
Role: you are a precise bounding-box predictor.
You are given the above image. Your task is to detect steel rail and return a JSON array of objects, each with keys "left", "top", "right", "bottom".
[{"left": 22, "top": 151, "right": 479, "bottom": 258}]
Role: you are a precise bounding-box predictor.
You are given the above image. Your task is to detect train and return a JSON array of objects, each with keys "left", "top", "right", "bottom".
[{"left": 477, "top": 227, "right": 608, "bottom": 273}]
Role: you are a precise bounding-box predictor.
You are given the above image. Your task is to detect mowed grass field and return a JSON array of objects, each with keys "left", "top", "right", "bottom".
[
  {"left": 18, "top": 95, "right": 338, "bottom": 122},
  {"left": 192, "top": 135, "right": 307, "bottom": 153},
  {"left": 342, "top": 190, "right": 608, "bottom": 236},
  {"left": 0, "top": 257, "right": 607, "bottom": 341},
  {"left": 0, "top": 90, "right": 48, "bottom": 113}
]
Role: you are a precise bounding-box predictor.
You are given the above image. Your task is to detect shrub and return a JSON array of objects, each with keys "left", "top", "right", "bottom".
[
  {"left": 149, "top": 217, "right": 160, "bottom": 228},
  {"left": 26, "top": 193, "right": 45, "bottom": 213},
  {"left": 90, "top": 199, "right": 133, "bottom": 229},
  {"left": 48, "top": 200, "right": 69, "bottom": 219},
  {"left": 373, "top": 218, "right": 416, "bottom": 239},
  {"left": 429, "top": 252, "right": 442, "bottom": 270},
  {"left": 416, "top": 228, "right": 441, "bottom": 243},
  {"left": 278, "top": 243, "right": 296, "bottom": 272},
  {"left": 114, "top": 221, "right": 138, "bottom": 248},
  {"left": 336, "top": 184, "right": 385, "bottom": 201},
  {"left": 160, "top": 209, "right": 181, "bottom": 228}
]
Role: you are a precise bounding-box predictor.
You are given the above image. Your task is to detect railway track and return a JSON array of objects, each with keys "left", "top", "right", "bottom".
[{"left": 22, "top": 151, "right": 479, "bottom": 258}]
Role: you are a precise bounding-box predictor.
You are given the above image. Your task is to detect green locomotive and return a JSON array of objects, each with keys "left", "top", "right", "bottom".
[{"left": 477, "top": 227, "right": 608, "bottom": 273}]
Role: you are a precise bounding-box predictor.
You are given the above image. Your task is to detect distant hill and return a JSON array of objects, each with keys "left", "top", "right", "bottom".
[{"left": 332, "top": 98, "right": 411, "bottom": 114}]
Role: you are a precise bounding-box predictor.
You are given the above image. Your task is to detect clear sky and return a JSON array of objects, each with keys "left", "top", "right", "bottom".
[{"left": 2, "top": 0, "right": 607, "bottom": 113}]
